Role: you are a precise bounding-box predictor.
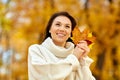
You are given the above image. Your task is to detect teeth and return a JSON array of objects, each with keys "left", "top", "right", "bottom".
[{"left": 57, "top": 33, "right": 65, "bottom": 37}]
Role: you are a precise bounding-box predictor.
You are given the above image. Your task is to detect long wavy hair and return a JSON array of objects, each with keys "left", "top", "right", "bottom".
[{"left": 44, "top": 11, "right": 77, "bottom": 42}]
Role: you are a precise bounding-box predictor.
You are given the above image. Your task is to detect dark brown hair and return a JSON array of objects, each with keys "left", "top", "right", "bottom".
[{"left": 44, "top": 11, "right": 76, "bottom": 42}]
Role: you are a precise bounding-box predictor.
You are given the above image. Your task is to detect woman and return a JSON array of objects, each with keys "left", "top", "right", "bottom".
[{"left": 28, "top": 12, "right": 96, "bottom": 80}]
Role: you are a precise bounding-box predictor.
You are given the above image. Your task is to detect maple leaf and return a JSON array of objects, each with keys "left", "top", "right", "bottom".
[{"left": 72, "top": 26, "right": 96, "bottom": 48}]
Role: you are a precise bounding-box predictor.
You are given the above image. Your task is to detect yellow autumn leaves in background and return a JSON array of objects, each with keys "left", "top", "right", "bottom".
[{"left": 0, "top": 0, "right": 120, "bottom": 80}]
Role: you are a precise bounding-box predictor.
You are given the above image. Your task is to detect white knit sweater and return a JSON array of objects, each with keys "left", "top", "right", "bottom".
[{"left": 28, "top": 37, "right": 96, "bottom": 80}]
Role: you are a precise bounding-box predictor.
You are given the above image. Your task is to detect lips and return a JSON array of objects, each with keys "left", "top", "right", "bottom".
[{"left": 56, "top": 33, "right": 66, "bottom": 37}]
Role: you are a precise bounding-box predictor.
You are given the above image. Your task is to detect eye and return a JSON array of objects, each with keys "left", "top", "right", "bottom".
[
  {"left": 65, "top": 25, "right": 71, "bottom": 28},
  {"left": 55, "top": 23, "right": 61, "bottom": 26}
]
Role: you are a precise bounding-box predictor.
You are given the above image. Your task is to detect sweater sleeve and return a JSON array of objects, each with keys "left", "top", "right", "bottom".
[
  {"left": 28, "top": 44, "right": 79, "bottom": 80},
  {"left": 79, "top": 56, "right": 96, "bottom": 80}
]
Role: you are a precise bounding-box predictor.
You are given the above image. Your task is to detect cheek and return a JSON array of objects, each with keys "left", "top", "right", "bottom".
[
  {"left": 51, "top": 29, "right": 56, "bottom": 34},
  {"left": 68, "top": 32, "right": 71, "bottom": 36},
  {"left": 65, "top": 31, "right": 71, "bottom": 38},
  {"left": 67, "top": 29, "right": 72, "bottom": 35},
  {"left": 49, "top": 26, "right": 55, "bottom": 33},
  {"left": 49, "top": 28, "right": 57, "bottom": 37}
]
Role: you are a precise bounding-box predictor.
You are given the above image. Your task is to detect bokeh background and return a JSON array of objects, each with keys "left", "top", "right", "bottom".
[{"left": 0, "top": 0, "right": 120, "bottom": 80}]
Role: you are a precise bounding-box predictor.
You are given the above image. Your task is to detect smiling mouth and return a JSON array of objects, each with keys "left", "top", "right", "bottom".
[{"left": 57, "top": 33, "right": 66, "bottom": 37}]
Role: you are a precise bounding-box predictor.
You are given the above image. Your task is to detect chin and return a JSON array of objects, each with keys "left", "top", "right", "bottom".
[{"left": 55, "top": 38, "right": 65, "bottom": 42}]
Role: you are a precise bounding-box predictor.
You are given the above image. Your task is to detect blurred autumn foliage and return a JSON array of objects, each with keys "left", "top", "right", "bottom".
[{"left": 0, "top": 0, "right": 120, "bottom": 80}]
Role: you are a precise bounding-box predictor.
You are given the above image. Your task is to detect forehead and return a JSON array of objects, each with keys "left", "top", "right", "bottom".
[{"left": 53, "top": 16, "right": 71, "bottom": 24}]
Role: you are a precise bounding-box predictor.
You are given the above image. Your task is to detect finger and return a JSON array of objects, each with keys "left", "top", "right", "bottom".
[
  {"left": 78, "top": 40, "right": 87, "bottom": 45},
  {"left": 77, "top": 43, "right": 88, "bottom": 49},
  {"left": 77, "top": 44, "right": 90, "bottom": 55}
]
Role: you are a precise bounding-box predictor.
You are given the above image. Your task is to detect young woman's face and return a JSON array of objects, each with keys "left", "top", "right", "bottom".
[{"left": 49, "top": 16, "right": 72, "bottom": 47}]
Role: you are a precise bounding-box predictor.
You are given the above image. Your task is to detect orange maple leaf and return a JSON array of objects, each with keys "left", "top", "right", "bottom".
[{"left": 72, "top": 26, "right": 96, "bottom": 46}]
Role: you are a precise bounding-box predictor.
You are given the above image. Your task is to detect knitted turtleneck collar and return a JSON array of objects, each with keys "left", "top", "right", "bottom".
[{"left": 42, "top": 37, "right": 74, "bottom": 58}]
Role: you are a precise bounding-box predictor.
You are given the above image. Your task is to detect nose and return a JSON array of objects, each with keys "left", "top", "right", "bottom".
[{"left": 59, "top": 26, "right": 65, "bottom": 31}]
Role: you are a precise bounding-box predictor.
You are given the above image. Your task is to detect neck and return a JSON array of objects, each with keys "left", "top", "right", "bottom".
[
  {"left": 41, "top": 37, "right": 74, "bottom": 57},
  {"left": 53, "top": 41, "right": 66, "bottom": 48}
]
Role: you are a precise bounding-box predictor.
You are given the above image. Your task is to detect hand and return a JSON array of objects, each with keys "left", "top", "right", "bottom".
[{"left": 73, "top": 40, "right": 90, "bottom": 60}]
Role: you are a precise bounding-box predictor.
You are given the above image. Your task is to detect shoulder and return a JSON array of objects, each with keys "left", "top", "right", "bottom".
[
  {"left": 28, "top": 44, "right": 44, "bottom": 57},
  {"left": 28, "top": 44, "right": 42, "bottom": 52},
  {"left": 29, "top": 44, "right": 40, "bottom": 49}
]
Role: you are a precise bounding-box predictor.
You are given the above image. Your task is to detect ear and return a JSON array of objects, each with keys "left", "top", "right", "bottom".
[{"left": 49, "top": 30, "right": 51, "bottom": 33}]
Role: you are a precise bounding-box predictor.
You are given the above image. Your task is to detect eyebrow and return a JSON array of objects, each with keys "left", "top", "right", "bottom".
[{"left": 55, "top": 21, "right": 71, "bottom": 26}]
